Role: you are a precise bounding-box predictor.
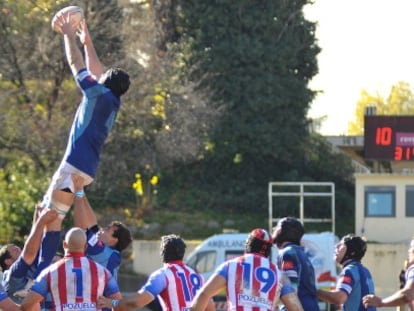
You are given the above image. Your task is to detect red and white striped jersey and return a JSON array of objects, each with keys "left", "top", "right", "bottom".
[
  {"left": 224, "top": 253, "right": 282, "bottom": 311},
  {"left": 31, "top": 252, "right": 119, "bottom": 311},
  {"left": 143, "top": 261, "right": 204, "bottom": 311}
]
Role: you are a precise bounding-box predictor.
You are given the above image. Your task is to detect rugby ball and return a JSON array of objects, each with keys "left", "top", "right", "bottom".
[{"left": 51, "top": 6, "right": 84, "bottom": 34}]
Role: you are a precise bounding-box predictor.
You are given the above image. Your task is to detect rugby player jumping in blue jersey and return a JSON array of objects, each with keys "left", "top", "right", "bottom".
[{"left": 42, "top": 11, "right": 130, "bottom": 218}]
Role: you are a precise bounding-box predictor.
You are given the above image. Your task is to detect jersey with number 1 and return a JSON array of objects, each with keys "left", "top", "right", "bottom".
[
  {"left": 141, "top": 260, "right": 204, "bottom": 311},
  {"left": 31, "top": 252, "right": 120, "bottom": 311},
  {"left": 215, "top": 253, "right": 282, "bottom": 311}
]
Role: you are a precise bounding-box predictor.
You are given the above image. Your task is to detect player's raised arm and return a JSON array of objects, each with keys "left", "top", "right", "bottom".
[
  {"left": 56, "top": 17, "right": 84, "bottom": 76},
  {"left": 77, "top": 20, "right": 105, "bottom": 79}
]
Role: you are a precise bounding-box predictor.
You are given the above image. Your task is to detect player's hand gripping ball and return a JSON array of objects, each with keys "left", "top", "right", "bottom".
[{"left": 51, "top": 6, "right": 84, "bottom": 34}]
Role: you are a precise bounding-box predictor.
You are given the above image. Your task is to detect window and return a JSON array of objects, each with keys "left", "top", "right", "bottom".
[
  {"left": 185, "top": 251, "right": 216, "bottom": 274},
  {"left": 406, "top": 186, "right": 414, "bottom": 217},
  {"left": 364, "top": 186, "right": 395, "bottom": 217},
  {"left": 225, "top": 250, "right": 244, "bottom": 261}
]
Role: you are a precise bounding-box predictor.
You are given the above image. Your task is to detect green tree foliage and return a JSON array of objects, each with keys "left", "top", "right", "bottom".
[
  {"left": 0, "top": 158, "right": 48, "bottom": 244},
  {"left": 348, "top": 81, "right": 414, "bottom": 135},
  {"left": 0, "top": 0, "right": 135, "bottom": 239},
  {"left": 0, "top": 0, "right": 356, "bottom": 239},
  {"left": 179, "top": 1, "right": 318, "bottom": 160},
  {"left": 153, "top": 0, "right": 355, "bottom": 235}
]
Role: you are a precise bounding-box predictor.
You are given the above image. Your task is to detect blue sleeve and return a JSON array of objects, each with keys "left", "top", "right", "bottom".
[
  {"left": 279, "top": 248, "right": 299, "bottom": 285},
  {"left": 141, "top": 269, "right": 167, "bottom": 297},
  {"left": 215, "top": 261, "right": 229, "bottom": 280},
  {"left": 280, "top": 283, "right": 296, "bottom": 297},
  {"left": 76, "top": 68, "right": 98, "bottom": 91},
  {"left": 9, "top": 256, "right": 30, "bottom": 278},
  {"left": 35, "top": 231, "right": 61, "bottom": 278},
  {"left": 105, "top": 252, "right": 121, "bottom": 276},
  {"left": 103, "top": 275, "right": 120, "bottom": 297},
  {"left": 0, "top": 283, "right": 8, "bottom": 302},
  {"left": 30, "top": 271, "right": 49, "bottom": 298},
  {"left": 336, "top": 267, "right": 355, "bottom": 296}
]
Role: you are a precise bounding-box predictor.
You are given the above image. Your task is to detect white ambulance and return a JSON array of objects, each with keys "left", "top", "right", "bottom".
[{"left": 185, "top": 231, "right": 338, "bottom": 311}]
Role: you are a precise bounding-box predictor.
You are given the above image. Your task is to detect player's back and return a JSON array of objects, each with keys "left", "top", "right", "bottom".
[
  {"left": 44, "top": 255, "right": 110, "bottom": 310},
  {"left": 225, "top": 253, "right": 280, "bottom": 311},
  {"left": 278, "top": 244, "right": 320, "bottom": 311},
  {"left": 158, "top": 262, "right": 204, "bottom": 311}
]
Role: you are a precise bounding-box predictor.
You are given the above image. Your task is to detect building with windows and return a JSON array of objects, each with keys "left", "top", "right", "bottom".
[{"left": 327, "top": 132, "right": 414, "bottom": 243}]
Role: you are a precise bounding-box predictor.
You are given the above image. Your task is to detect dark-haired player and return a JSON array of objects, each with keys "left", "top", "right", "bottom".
[
  {"left": 41, "top": 12, "right": 131, "bottom": 218},
  {"left": 98, "top": 234, "right": 214, "bottom": 311},
  {"left": 273, "top": 217, "right": 320, "bottom": 310},
  {"left": 72, "top": 174, "right": 132, "bottom": 280},
  {"left": 317, "top": 234, "right": 376, "bottom": 311},
  {"left": 0, "top": 209, "right": 59, "bottom": 303},
  {"left": 190, "top": 228, "right": 304, "bottom": 311}
]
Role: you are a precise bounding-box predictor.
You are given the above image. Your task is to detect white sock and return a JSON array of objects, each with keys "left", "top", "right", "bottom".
[{"left": 50, "top": 200, "right": 71, "bottom": 219}]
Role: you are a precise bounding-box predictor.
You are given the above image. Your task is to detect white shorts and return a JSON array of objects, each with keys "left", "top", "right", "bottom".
[
  {"left": 42, "top": 162, "right": 93, "bottom": 206},
  {"left": 49, "top": 162, "right": 93, "bottom": 192}
]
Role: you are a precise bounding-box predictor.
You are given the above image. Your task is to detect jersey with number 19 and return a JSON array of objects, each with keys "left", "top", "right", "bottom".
[
  {"left": 215, "top": 253, "right": 282, "bottom": 311},
  {"left": 31, "top": 252, "right": 120, "bottom": 311},
  {"left": 141, "top": 260, "right": 204, "bottom": 311}
]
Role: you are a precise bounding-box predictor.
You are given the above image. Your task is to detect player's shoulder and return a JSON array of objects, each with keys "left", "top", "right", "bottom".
[
  {"left": 183, "top": 264, "right": 201, "bottom": 275},
  {"left": 93, "top": 261, "right": 113, "bottom": 278},
  {"left": 76, "top": 68, "right": 93, "bottom": 81}
]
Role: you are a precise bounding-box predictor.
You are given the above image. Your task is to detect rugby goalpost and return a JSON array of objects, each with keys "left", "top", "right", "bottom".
[{"left": 268, "top": 181, "right": 335, "bottom": 234}]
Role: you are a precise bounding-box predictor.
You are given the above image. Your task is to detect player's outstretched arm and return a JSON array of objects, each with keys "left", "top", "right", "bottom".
[
  {"left": 21, "top": 291, "right": 44, "bottom": 311},
  {"left": 0, "top": 297, "right": 20, "bottom": 311},
  {"left": 72, "top": 174, "right": 98, "bottom": 229},
  {"left": 98, "top": 291, "right": 154, "bottom": 311},
  {"left": 363, "top": 279, "right": 414, "bottom": 308},
  {"left": 77, "top": 20, "right": 105, "bottom": 79},
  {"left": 317, "top": 289, "right": 347, "bottom": 306},
  {"left": 55, "top": 12, "right": 86, "bottom": 77},
  {"left": 280, "top": 292, "right": 304, "bottom": 311},
  {"left": 21, "top": 209, "right": 58, "bottom": 265},
  {"left": 190, "top": 275, "right": 225, "bottom": 311}
]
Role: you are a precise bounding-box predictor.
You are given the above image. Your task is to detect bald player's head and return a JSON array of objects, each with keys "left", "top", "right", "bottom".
[{"left": 63, "top": 227, "right": 87, "bottom": 253}]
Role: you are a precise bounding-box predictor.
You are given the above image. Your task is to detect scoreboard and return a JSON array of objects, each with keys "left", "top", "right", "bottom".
[{"left": 364, "top": 116, "right": 414, "bottom": 161}]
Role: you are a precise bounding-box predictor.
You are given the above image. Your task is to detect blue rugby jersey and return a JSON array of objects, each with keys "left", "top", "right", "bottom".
[
  {"left": 63, "top": 68, "right": 121, "bottom": 179},
  {"left": 337, "top": 260, "right": 376, "bottom": 311},
  {"left": 278, "top": 243, "right": 320, "bottom": 311},
  {"left": 86, "top": 226, "right": 121, "bottom": 280}
]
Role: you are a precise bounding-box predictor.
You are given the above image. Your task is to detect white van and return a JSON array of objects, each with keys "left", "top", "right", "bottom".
[{"left": 185, "top": 232, "right": 338, "bottom": 310}]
